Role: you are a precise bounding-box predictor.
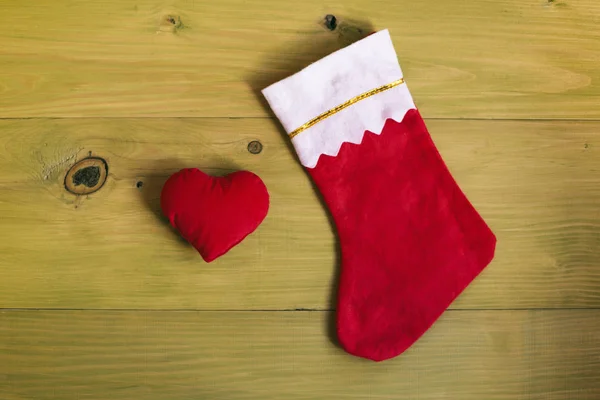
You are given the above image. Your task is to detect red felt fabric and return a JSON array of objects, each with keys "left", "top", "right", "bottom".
[
  {"left": 308, "top": 109, "right": 496, "bottom": 361},
  {"left": 161, "top": 168, "right": 269, "bottom": 262}
]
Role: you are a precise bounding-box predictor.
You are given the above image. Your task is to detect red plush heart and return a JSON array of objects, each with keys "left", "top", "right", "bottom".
[{"left": 160, "top": 168, "right": 269, "bottom": 262}]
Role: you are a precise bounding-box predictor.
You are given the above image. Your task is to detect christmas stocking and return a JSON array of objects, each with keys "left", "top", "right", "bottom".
[{"left": 262, "top": 30, "right": 496, "bottom": 362}]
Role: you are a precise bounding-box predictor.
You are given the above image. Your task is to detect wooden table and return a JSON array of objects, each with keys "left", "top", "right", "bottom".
[{"left": 1, "top": 1, "right": 599, "bottom": 398}]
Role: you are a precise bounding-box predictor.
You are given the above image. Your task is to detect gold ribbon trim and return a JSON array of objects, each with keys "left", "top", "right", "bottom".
[{"left": 288, "top": 78, "right": 405, "bottom": 139}]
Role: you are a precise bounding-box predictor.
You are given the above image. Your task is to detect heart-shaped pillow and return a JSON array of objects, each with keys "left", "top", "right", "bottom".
[{"left": 160, "top": 168, "right": 269, "bottom": 262}]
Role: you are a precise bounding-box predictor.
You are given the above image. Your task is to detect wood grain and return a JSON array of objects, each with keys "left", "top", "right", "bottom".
[
  {"left": 1, "top": 0, "right": 599, "bottom": 118},
  {"left": 0, "top": 310, "right": 599, "bottom": 399},
  {"left": 2, "top": 1, "right": 599, "bottom": 397},
  {"left": 0, "top": 118, "right": 598, "bottom": 309}
]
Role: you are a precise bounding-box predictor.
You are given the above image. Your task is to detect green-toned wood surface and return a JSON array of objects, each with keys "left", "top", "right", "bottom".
[
  {"left": 0, "top": 0, "right": 599, "bottom": 118},
  {"left": 0, "top": 119, "right": 598, "bottom": 309},
  {"left": 1, "top": 310, "right": 599, "bottom": 399},
  {"left": 1, "top": 0, "right": 599, "bottom": 398}
]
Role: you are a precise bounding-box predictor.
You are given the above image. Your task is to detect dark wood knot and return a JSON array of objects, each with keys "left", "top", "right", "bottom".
[
  {"left": 64, "top": 157, "right": 108, "bottom": 195},
  {"left": 324, "top": 15, "right": 337, "bottom": 31},
  {"left": 247, "top": 141, "right": 263, "bottom": 154}
]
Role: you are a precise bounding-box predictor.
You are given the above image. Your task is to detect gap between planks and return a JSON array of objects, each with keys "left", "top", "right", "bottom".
[
  {"left": 1, "top": 117, "right": 600, "bottom": 121},
  {"left": 2, "top": 308, "right": 600, "bottom": 312}
]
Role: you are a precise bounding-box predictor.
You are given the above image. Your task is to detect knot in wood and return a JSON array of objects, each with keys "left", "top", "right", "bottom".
[
  {"left": 247, "top": 141, "right": 263, "bottom": 154},
  {"left": 64, "top": 157, "right": 108, "bottom": 195}
]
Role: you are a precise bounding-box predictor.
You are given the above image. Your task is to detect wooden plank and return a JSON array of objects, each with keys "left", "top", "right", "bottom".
[
  {"left": 1, "top": 0, "right": 599, "bottom": 118},
  {"left": 0, "top": 118, "right": 598, "bottom": 309},
  {"left": 0, "top": 310, "right": 599, "bottom": 399}
]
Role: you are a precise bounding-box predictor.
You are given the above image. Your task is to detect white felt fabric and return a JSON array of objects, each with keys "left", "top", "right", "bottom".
[{"left": 262, "top": 29, "right": 416, "bottom": 168}]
